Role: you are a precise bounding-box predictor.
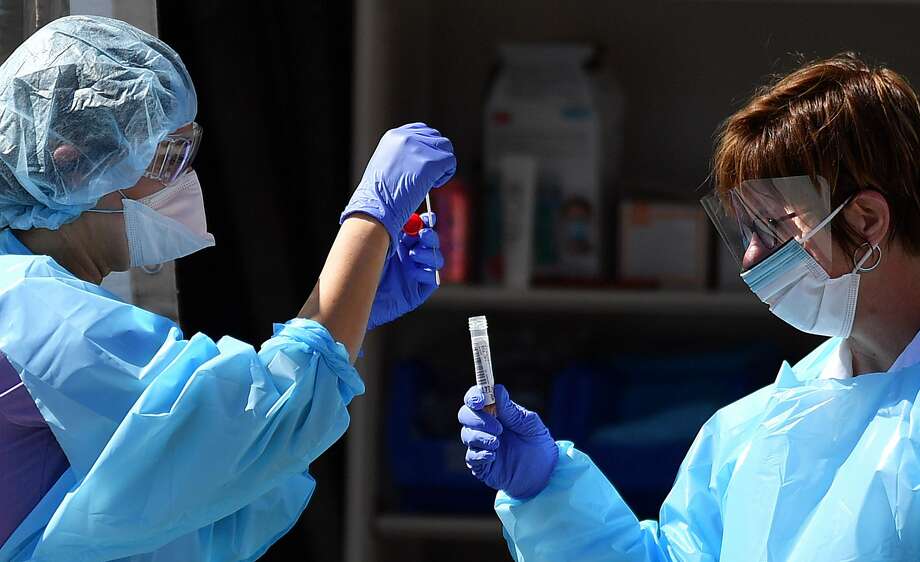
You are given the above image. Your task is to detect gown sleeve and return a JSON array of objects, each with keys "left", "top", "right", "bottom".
[
  {"left": 0, "top": 255, "right": 365, "bottom": 561},
  {"left": 496, "top": 384, "right": 773, "bottom": 562}
]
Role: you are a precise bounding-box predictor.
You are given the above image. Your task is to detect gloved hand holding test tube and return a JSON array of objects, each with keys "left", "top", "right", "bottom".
[{"left": 468, "top": 315, "right": 497, "bottom": 415}]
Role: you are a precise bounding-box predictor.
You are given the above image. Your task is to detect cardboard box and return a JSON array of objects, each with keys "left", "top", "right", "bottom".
[{"left": 618, "top": 201, "right": 708, "bottom": 289}]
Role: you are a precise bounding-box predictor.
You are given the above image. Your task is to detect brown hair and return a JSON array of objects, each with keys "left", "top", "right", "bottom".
[{"left": 713, "top": 53, "right": 920, "bottom": 255}]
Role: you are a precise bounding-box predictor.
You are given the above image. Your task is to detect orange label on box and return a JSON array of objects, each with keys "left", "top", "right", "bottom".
[{"left": 630, "top": 202, "right": 651, "bottom": 226}]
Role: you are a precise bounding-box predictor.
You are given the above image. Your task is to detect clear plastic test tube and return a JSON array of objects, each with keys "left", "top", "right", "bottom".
[
  {"left": 468, "top": 315, "right": 497, "bottom": 415},
  {"left": 425, "top": 193, "right": 440, "bottom": 286}
]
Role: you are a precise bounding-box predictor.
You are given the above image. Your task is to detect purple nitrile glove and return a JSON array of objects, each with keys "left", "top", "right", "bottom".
[
  {"left": 368, "top": 212, "right": 442, "bottom": 330},
  {"left": 458, "top": 384, "right": 559, "bottom": 499},
  {"left": 341, "top": 123, "right": 456, "bottom": 252}
]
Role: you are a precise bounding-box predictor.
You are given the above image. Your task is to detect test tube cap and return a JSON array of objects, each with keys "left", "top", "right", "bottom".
[{"left": 468, "top": 315, "right": 488, "bottom": 331}]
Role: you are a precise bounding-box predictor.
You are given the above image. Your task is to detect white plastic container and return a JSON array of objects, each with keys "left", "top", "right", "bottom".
[{"left": 484, "top": 43, "right": 605, "bottom": 280}]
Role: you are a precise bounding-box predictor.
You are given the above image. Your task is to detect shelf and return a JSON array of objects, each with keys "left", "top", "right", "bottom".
[
  {"left": 427, "top": 285, "right": 767, "bottom": 316},
  {"left": 376, "top": 515, "right": 503, "bottom": 540}
]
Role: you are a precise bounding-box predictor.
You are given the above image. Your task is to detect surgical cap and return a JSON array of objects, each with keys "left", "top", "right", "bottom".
[{"left": 0, "top": 15, "right": 197, "bottom": 230}]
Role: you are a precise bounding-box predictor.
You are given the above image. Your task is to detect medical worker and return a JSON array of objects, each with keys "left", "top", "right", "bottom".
[
  {"left": 0, "top": 15, "right": 453, "bottom": 562},
  {"left": 459, "top": 53, "right": 920, "bottom": 561}
]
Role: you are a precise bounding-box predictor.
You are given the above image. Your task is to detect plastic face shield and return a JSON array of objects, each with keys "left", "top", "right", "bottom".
[
  {"left": 144, "top": 122, "right": 202, "bottom": 184},
  {"left": 701, "top": 176, "right": 837, "bottom": 272}
]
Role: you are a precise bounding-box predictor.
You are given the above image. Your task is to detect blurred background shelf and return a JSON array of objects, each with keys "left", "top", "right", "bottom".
[
  {"left": 428, "top": 286, "right": 764, "bottom": 315},
  {"left": 376, "top": 515, "right": 503, "bottom": 540},
  {"left": 342, "top": 1, "right": 902, "bottom": 561}
]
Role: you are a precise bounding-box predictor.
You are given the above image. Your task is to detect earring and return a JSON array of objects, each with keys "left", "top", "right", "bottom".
[{"left": 854, "top": 241, "right": 882, "bottom": 272}]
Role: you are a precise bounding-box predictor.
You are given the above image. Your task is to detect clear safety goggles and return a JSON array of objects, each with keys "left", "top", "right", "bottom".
[
  {"left": 700, "top": 175, "right": 839, "bottom": 271},
  {"left": 144, "top": 122, "right": 202, "bottom": 183}
]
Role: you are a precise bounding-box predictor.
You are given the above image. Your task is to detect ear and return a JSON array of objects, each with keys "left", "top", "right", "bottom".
[
  {"left": 52, "top": 143, "right": 80, "bottom": 173},
  {"left": 843, "top": 190, "right": 890, "bottom": 248}
]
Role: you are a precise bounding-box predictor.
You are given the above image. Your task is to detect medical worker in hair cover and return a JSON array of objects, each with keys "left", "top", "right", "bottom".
[{"left": 0, "top": 15, "right": 453, "bottom": 561}]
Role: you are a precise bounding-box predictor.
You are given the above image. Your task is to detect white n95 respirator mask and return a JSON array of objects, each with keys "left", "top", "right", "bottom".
[
  {"left": 123, "top": 169, "right": 215, "bottom": 267},
  {"left": 740, "top": 199, "right": 878, "bottom": 339},
  {"left": 91, "top": 169, "right": 215, "bottom": 267}
]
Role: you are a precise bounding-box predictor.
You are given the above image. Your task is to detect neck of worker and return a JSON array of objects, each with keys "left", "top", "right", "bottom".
[
  {"left": 16, "top": 222, "right": 111, "bottom": 285},
  {"left": 848, "top": 245, "right": 920, "bottom": 375}
]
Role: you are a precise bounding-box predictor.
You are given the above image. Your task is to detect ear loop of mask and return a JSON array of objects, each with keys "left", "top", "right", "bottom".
[
  {"left": 86, "top": 190, "right": 131, "bottom": 215},
  {"left": 799, "top": 197, "right": 852, "bottom": 244},
  {"left": 796, "top": 195, "right": 881, "bottom": 275},
  {"left": 85, "top": 190, "right": 165, "bottom": 274}
]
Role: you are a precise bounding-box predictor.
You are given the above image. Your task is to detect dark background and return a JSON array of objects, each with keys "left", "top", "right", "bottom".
[{"left": 158, "top": 2, "right": 353, "bottom": 560}]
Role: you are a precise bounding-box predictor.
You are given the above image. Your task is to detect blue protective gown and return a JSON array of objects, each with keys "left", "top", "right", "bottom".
[
  {"left": 497, "top": 339, "right": 920, "bottom": 561},
  {"left": 0, "top": 230, "right": 365, "bottom": 562}
]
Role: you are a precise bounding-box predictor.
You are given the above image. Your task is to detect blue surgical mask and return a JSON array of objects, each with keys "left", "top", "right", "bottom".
[{"left": 741, "top": 200, "right": 877, "bottom": 338}]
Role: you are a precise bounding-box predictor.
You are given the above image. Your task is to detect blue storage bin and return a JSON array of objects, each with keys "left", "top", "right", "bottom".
[
  {"left": 548, "top": 345, "right": 781, "bottom": 515},
  {"left": 386, "top": 361, "right": 497, "bottom": 513}
]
